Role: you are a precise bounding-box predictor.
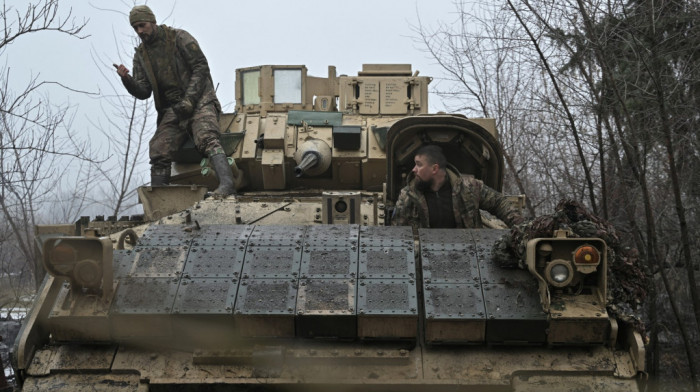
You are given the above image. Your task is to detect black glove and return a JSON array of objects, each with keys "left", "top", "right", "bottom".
[{"left": 172, "top": 98, "right": 194, "bottom": 119}]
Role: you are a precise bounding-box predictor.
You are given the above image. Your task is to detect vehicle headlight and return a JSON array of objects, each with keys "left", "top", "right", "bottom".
[
  {"left": 544, "top": 259, "right": 574, "bottom": 288},
  {"left": 43, "top": 236, "right": 113, "bottom": 298}
]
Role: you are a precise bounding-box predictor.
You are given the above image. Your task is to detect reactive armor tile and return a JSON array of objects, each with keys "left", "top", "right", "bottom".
[
  {"left": 359, "top": 248, "right": 415, "bottom": 279},
  {"left": 423, "top": 283, "right": 486, "bottom": 344},
  {"left": 357, "top": 279, "right": 418, "bottom": 340},
  {"left": 130, "top": 246, "right": 188, "bottom": 278},
  {"left": 359, "top": 225, "right": 413, "bottom": 247},
  {"left": 357, "top": 279, "right": 417, "bottom": 315},
  {"left": 234, "top": 279, "right": 298, "bottom": 337},
  {"left": 183, "top": 246, "right": 245, "bottom": 278},
  {"left": 424, "top": 283, "right": 485, "bottom": 319},
  {"left": 296, "top": 278, "right": 357, "bottom": 338},
  {"left": 241, "top": 246, "right": 302, "bottom": 279},
  {"left": 235, "top": 279, "right": 298, "bottom": 315},
  {"left": 247, "top": 225, "right": 306, "bottom": 247},
  {"left": 172, "top": 277, "right": 238, "bottom": 314},
  {"left": 137, "top": 224, "right": 196, "bottom": 247},
  {"left": 297, "top": 279, "right": 356, "bottom": 315},
  {"left": 110, "top": 277, "right": 180, "bottom": 340},
  {"left": 113, "top": 250, "right": 136, "bottom": 279},
  {"left": 477, "top": 256, "right": 535, "bottom": 285},
  {"left": 467, "top": 228, "right": 509, "bottom": 244},
  {"left": 304, "top": 224, "right": 359, "bottom": 247},
  {"left": 482, "top": 282, "right": 547, "bottom": 344},
  {"left": 418, "top": 229, "right": 471, "bottom": 250},
  {"left": 469, "top": 228, "right": 533, "bottom": 284},
  {"left": 481, "top": 280, "right": 543, "bottom": 319},
  {"left": 193, "top": 224, "right": 253, "bottom": 247},
  {"left": 111, "top": 277, "right": 180, "bottom": 314},
  {"left": 300, "top": 246, "right": 358, "bottom": 279},
  {"left": 421, "top": 248, "right": 480, "bottom": 284}
]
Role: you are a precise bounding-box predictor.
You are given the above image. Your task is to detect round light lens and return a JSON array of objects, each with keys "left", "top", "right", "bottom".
[
  {"left": 574, "top": 245, "right": 600, "bottom": 264},
  {"left": 550, "top": 263, "right": 570, "bottom": 283},
  {"left": 51, "top": 241, "right": 77, "bottom": 265},
  {"left": 45, "top": 240, "right": 78, "bottom": 276},
  {"left": 544, "top": 259, "right": 574, "bottom": 288},
  {"left": 74, "top": 259, "right": 102, "bottom": 288}
]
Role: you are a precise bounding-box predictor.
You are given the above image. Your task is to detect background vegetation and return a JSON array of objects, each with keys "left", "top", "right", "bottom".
[{"left": 414, "top": 1, "right": 699, "bottom": 390}]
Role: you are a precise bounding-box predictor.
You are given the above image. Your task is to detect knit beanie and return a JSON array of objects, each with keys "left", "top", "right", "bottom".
[{"left": 129, "top": 5, "right": 156, "bottom": 25}]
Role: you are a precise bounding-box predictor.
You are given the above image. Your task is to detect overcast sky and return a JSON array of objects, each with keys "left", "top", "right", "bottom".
[{"left": 7, "top": 0, "right": 461, "bottom": 113}]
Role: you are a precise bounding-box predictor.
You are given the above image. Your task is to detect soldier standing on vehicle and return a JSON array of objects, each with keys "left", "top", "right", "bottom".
[
  {"left": 392, "top": 145, "right": 523, "bottom": 230},
  {"left": 115, "top": 5, "right": 235, "bottom": 196}
]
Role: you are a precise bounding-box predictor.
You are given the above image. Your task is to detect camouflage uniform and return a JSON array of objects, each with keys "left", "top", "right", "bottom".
[
  {"left": 122, "top": 24, "right": 224, "bottom": 171},
  {"left": 392, "top": 168, "right": 523, "bottom": 230}
]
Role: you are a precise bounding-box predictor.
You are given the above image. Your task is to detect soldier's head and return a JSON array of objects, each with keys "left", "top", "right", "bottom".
[
  {"left": 129, "top": 5, "right": 157, "bottom": 42},
  {"left": 412, "top": 145, "right": 447, "bottom": 188}
]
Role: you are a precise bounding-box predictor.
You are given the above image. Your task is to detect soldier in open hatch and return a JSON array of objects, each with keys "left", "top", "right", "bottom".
[
  {"left": 115, "top": 5, "right": 235, "bottom": 196},
  {"left": 392, "top": 145, "right": 523, "bottom": 230}
]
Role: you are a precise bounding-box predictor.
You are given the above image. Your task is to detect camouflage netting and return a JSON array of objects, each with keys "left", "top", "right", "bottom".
[{"left": 492, "top": 199, "right": 649, "bottom": 335}]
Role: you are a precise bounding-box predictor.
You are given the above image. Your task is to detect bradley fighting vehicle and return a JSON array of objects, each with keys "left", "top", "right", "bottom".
[{"left": 13, "top": 64, "right": 646, "bottom": 391}]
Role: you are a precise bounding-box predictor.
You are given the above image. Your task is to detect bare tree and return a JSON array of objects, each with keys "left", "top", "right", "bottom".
[
  {"left": 1, "top": 0, "right": 87, "bottom": 50},
  {"left": 0, "top": 221, "right": 29, "bottom": 316},
  {"left": 414, "top": 0, "right": 700, "bottom": 389},
  {"left": 0, "top": 71, "right": 93, "bottom": 288},
  {"left": 412, "top": 2, "right": 542, "bottom": 217},
  {"left": 87, "top": 44, "right": 152, "bottom": 218},
  {"left": 0, "top": 0, "right": 91, "bottom": 289}
]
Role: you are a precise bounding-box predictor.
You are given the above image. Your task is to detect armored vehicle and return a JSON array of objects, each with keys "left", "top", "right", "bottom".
[{"left": 13, "top": 64, "right": 646, "bottom": 391}]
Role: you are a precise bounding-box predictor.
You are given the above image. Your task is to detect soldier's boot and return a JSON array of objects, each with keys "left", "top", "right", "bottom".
[
  {"left": 151, "top": 167, "right": 171, "bottom": 186},
  {"left": 210, "top": 153, "right": 236, "bottom": 196}
]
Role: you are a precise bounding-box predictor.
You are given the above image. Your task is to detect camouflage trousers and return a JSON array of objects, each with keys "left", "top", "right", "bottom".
[{"left": 149, "top": 101, "right": 224, "bottom": 170}]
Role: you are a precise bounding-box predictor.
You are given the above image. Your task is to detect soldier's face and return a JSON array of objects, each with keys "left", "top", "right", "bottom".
[
  {"left": 132, "top": 22, "right": 155, "bottom": 42},
  {"left": 413, "top": 154, "right": 438, "bottom": 183}
]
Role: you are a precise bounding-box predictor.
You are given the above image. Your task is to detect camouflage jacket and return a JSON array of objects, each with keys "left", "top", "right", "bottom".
[
  {"left": 122, "top": 25, "right": 219, "bottom": 114},
  {"left": 392, "top": 168, "right": 522, "bottom": 230}
]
